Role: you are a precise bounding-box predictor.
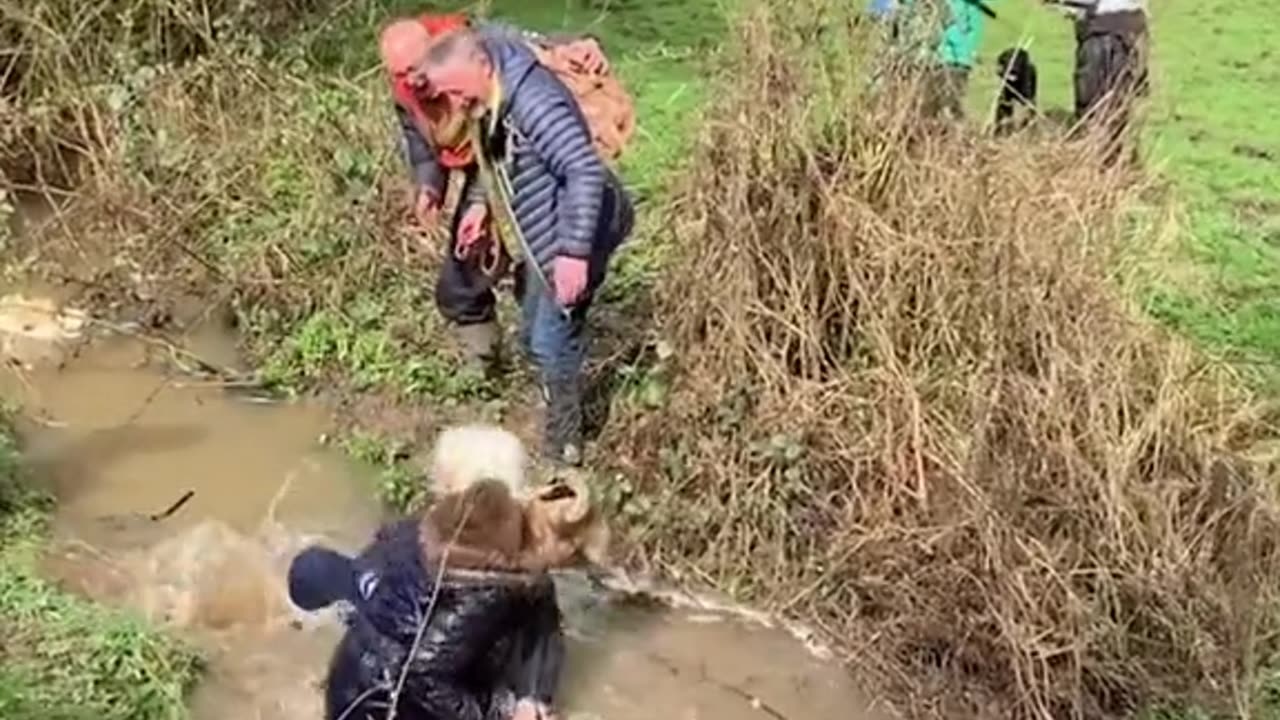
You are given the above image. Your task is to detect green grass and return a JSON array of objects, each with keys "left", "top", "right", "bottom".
[
  {"left": 0, "top": 418, "right": 200, "bottom": 720},
  {"left": 968, "top": 0, "right": 1280, "bottom": 376},
  {"left": 342, "top": 428, "right": 426, "bottom": 510}
]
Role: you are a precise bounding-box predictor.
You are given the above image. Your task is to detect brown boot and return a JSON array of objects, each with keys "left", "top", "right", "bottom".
[{"left": 455, "top": 321, "right": 499, "bottom": 375}]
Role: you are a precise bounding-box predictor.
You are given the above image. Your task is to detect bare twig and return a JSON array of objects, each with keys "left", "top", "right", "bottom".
[
  {"left": 116, "top": 374, "right": 168, "bottom": 427},
  {"left": 148, "top": 489, "right": 195, "bottom": 521},
  {"left": 264, "top": 469, "right": 298, "bottom": 527},
  {"left": 87, "top": 316, "right": 248, "bottom": 382}
]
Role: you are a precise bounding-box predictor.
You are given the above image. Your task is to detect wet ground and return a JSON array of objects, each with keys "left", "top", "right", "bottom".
[{"left": 0, "top": 251, "right": 885, "bottom": 720}]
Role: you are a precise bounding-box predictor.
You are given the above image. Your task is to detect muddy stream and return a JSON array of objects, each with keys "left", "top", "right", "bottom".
[{"left": 2, "top": 199, "right": 885, "bottom": 720}]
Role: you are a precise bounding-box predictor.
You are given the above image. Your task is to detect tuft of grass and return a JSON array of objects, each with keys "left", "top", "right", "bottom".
[
  {"left": 0, "top": 415, "right": 201, "bottom": 720},
  {"left": 342, "top": 428, "right": 425, "bottom": 511},
  {"left": 602, "top": 2, "right": 1280, "bottom": 718},
  {"left": 0, "top": 0, "right": 329, "bottom": 185}
]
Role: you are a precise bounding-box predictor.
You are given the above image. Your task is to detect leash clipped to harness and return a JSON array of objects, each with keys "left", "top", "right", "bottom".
[
  {"left": 453, "top": 231, "right": 505, "bottom": 277},
  {"left": 468, "top": 112, "right": 573, "bottom": 320}
]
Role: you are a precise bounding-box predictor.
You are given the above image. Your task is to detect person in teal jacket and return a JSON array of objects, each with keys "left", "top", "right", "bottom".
[
  {"left": 934, "top": 0, "right": 993, "bottom": 117},
  {"left": 869, "top": 0, "right": 995, "bottom": 118}
]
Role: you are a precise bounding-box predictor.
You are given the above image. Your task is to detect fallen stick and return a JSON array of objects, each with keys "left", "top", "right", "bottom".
[{"left": 149, "top": 490, "right": 195, "bottom": 522}]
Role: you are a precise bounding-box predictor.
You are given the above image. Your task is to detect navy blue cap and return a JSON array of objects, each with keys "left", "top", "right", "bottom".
[{"left": 287, "top": 545, "right": 358, "bottom": 611}]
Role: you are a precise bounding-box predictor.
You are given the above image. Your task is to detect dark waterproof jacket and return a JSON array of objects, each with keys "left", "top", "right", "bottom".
[
  {"left": 395, "top": 23, "right": 633, "bottom": 283},
  {"left": 324, "top": 519, "right": 565, "bottom": 720}
]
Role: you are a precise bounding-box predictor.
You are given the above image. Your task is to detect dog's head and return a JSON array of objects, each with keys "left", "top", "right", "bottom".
[
  {"left": 522, "top": 473, "right": 610, "bottom": 570},
  {"left": 994, "top": 47, "right": 1038, "bottom": 109},
  {"left": 995, "top": 47, "right": 1032, "bottom": 80}
]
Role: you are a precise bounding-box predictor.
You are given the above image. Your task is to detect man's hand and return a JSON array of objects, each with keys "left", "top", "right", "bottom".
[
  {"left": 413, "top": 187, "right": 440, "bottom": 227},
  {"left": 564, "top": 38, "right": 607, "bottom": 75},
  {"left": 456, "top": 204, "right": 489, "bottom": 258},
  {"left": 552, "top": 255, "right": 589, "bottom": 306},
  {"left": 511, "top": 698, "right": 558, "bottom": 720},
  {"left": 511, "top": 699, "right": 538, "bottom": 720}
]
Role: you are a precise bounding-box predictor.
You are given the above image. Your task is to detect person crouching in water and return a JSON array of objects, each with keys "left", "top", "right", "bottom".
[{"left": 287, "top": 425, "right": 607, "bottom": 720}]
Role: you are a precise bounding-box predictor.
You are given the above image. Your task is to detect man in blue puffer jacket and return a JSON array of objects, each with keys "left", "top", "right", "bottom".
[{"left": 418, "top": 25, "right": 635, "bottom": 467}]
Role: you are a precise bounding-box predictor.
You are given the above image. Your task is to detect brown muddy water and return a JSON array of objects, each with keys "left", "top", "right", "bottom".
[{"left": 3, "top": 197, "right": 885, "bottom": 720}]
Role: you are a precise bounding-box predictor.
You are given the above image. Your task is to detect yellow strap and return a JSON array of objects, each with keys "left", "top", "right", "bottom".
[
  {"left": 471, "top": 75, "right": 568, "bottom": 314},
  {"left": 469, "top": 117, "right": 523, "bottom": 265}
]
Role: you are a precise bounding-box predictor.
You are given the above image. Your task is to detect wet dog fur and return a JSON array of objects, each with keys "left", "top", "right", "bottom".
[
  {"left": 420, "top": 479, "right": 527, "bottom": 571},
  {"left": 418, "top": 475, "right": 608, "bottom": 574}
]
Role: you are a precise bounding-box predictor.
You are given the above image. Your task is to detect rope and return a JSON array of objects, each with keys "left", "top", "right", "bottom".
[{"left": 468, "top": 113, "right": 571, "bottom": 320}]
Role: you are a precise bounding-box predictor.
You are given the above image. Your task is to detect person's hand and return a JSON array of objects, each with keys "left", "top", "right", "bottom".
[
  {"left": 565, "top": 38, "right": 607, "bottom": 74},
  {"left": 511, "top": 700, "right": 537, "bottom": 720},
  {"left": 456, "top": 204, "right": 489, "bottom": 258},
  {"left": 413, "top": 187, "right": 440, "bottom": 227},
  {"left": 511, "top": 699, "right": 557, "bottom": 720},
  {"left": 553, "top": 255, "right": 589, "bottom": 306}
]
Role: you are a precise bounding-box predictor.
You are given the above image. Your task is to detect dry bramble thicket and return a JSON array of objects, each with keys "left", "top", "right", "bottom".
[
  {"left": 604, "top": 2, "right": 1280, "bottom": 718},
  {"left": 2, "top": 0, "right": 330, "bottom": 178}
]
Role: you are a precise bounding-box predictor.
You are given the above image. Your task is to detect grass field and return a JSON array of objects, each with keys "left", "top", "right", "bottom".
[{"left": 970, "top": 0, "right": 1280, "bottom": 376}]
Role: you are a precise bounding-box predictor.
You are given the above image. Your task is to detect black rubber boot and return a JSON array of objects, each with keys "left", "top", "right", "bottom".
[{"left": 544, "top": 376, "right": 584, "bottom": 467}]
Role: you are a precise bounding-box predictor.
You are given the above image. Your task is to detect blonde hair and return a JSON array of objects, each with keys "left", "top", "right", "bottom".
[{"left": 430, "top": 425, "right": 528, "bottom": 497}]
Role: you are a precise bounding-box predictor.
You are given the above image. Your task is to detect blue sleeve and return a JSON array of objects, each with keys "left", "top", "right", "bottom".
[
  {"left": 508, "top": 69, "right": 607, "bottom": 258},
  {"left": 396, "top": 104, "right": 447, "bottom": 200}
]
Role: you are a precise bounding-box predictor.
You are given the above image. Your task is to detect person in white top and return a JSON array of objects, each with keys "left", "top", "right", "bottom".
[{"left": 1047, "top": 0, "right": 1149, "bottom": 164}]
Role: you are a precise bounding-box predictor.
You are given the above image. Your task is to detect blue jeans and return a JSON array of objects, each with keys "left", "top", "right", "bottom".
[
  {"left": 517, "top": 261, "right": 590, "bottom": 389},
  {"left": 518, "top": 184, "right": 630, "bottom": 459},
  {"left": 517, "top": 180, "right": 630, "bottom": 391}
]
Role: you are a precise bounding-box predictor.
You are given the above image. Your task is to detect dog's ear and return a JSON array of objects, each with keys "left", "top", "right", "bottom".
[{"left": 995, "top": 48, "right": 1014, "bottom": 72}]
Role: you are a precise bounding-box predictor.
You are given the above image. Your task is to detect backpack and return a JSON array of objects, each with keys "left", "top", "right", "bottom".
[{"left": 531, "top": 42, "right": 636, "bottom": 163}]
